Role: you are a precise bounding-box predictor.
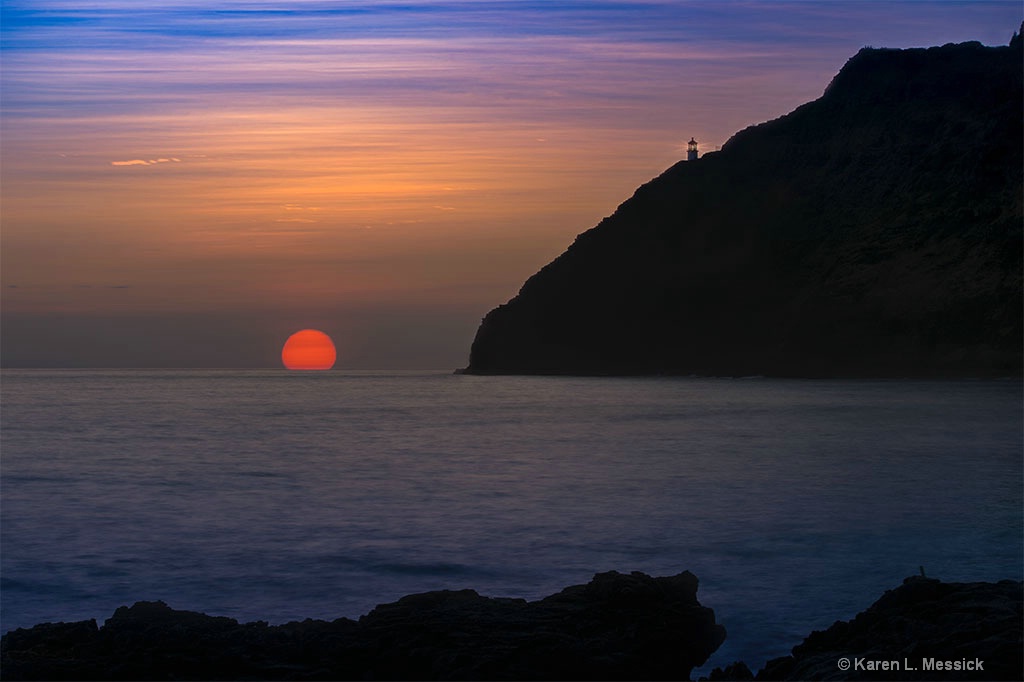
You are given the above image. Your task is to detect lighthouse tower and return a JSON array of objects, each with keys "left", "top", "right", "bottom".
[{"left": 687, "top": 137, "right": 699, "bottom": 161}]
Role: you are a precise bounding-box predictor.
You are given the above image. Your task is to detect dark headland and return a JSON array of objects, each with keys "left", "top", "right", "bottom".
[
  {"left": 464, "top": 29, "right": 1023, "bottom": 378},
  {"left": 2, "top": 572, "right": 1021, "bottom": 680}
]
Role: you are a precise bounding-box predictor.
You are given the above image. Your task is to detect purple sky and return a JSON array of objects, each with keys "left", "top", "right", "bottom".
[{"left": 2, "top": 1, "right": 1020, "bottom": 368}]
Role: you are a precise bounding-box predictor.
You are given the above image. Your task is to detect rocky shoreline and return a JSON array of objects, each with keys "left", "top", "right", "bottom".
[
  {"left": 707, "top": 576, "right": 1022, "bottom": 681},
  {"left": 2, "top": 572, "right": 1020, "bottom": 681}
]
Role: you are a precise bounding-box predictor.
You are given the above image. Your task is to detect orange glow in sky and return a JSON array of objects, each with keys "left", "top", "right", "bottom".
[
  {"left": 281, "top": 329, "right": 337, "bottom": 370},
  {"left": 1, "top": 2, "right": 1019, "bottom": 368}
]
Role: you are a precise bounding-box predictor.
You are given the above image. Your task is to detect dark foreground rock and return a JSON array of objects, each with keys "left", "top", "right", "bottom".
[
  {"left": 1, "top": 570, "right": 724, "bottom": 681},
  {"left": 706, "top": 576, "right": 1023, "bottom": 681},
  {"left": 6, "top": 574, "right": 1020, "bottom": 681}
]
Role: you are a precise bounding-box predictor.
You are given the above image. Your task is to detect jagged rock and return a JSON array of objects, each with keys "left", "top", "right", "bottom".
[
  {"left": 5, "top": 573, "right": 1021, "bottom": 681},
  {"left": 753, "top": 576, "right": 1023, "bottom": 681},
  {"left": 464, "top": 29, "right": 1023, "bottom": 378},
  {"left": 0, "top": 570, "right": 724, "bottom": 681},
  {"left": 704, "top": 660, "right": 755, "bottom": 680}
]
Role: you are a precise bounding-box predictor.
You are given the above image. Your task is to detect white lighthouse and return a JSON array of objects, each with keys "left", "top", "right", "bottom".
[{"left": 687, "top": 137, "right": 698, "bottom": 161}]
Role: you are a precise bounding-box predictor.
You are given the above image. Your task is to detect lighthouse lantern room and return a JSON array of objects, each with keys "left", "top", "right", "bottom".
[{"left": 687, "top": 137, "right": 699, "bottom": 161}]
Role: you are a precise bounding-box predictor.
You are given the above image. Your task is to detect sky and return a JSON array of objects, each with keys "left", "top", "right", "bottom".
[{"left": 2, "top": 1, "right": 1021, "bottom": 369}]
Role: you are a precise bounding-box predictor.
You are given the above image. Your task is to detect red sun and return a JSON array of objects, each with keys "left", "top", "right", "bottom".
[{"left": 281, "top": 329, "right": 337, "bottom": 370}]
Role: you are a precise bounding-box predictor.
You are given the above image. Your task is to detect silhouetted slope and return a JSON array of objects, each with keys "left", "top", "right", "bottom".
[{"left": 466, "top": 32, "right": 1022, "bottom": 377}]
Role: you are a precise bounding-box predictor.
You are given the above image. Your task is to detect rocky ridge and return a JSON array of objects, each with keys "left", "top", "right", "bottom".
[{"left": 465, "top": 30, "right": 1023, "bottom": 378}]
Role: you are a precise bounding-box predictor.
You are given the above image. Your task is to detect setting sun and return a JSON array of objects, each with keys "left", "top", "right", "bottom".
[{"left": 281, "top": 329, "right": 337, "bottom": 370}]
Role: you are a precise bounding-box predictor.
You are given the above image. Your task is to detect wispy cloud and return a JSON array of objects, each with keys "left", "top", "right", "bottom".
[
  {"left": 2, "top": 0, "right": 1020, "bottom": 323},
  {"left": 110, "top": 157, "right": 181, "bottom": 166}
]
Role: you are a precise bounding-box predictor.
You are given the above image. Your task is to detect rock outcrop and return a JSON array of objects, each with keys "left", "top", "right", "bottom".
[
  {"left": 4, "top": 573, "right": 1021, "bottom": 681},
  {"left": 0, "top": 570, "right": 724, "bottom": 681},
  {"left": 465, "top": 30, "right": 1023, "bottom": 378},
  {"left": 706, "top": 576, "right": 1023, "bottom": 681}
]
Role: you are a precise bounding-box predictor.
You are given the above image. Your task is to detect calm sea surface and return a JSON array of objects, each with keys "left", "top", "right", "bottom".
[{"left": 2, "top": 370, "right": 1021, "bottom": 673}]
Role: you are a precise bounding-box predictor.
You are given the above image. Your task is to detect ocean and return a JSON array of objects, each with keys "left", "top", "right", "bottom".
[{"left": 1, "top": 370, "right": 1021, "bottom": 675}]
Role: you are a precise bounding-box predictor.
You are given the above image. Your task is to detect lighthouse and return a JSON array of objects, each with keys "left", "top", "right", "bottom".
[{"left": 687, "top": 137, "right": 699, "bottom": 161}]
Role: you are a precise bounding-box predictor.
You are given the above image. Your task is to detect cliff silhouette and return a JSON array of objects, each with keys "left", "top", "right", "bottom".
[{"left": 465, "top": 30, "right": 1023, "bottom": 378}]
